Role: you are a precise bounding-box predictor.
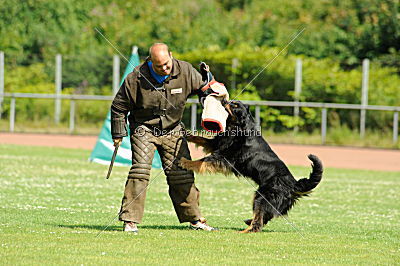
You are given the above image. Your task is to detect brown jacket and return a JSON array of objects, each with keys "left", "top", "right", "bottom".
[{"left": 111, "top": 58, "right": 204, "bottom": 138}]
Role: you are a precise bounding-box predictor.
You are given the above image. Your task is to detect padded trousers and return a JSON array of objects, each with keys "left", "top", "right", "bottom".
[{"left": 118, "top": 124, "right": 201, "bottom": 223}]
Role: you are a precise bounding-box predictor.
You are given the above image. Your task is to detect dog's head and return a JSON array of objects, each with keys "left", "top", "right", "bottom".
[{"left": 224, "top": 100, "right": 254, "bottom": 129}]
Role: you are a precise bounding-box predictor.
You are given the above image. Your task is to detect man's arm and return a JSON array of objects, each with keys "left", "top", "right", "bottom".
[{"left": 111, "top": 74, "right": 135, "bottom": 143}]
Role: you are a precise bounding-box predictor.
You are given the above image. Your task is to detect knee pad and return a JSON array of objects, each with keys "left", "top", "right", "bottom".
[
  {"left": 166, "top": 169, "right": 194, "bottom": 185},
  {"left": 128, "top": 163, "right": 152, "bottom": 180}
]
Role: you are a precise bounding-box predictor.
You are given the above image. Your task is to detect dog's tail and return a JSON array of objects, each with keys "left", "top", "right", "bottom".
[{"left": 294, "top": 154, "right": 323, "bottom": 194}]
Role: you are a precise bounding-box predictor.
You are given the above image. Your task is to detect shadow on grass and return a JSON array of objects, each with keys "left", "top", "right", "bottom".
[{"left": 56, "top": 224, "right": 259, "bottom": 232}]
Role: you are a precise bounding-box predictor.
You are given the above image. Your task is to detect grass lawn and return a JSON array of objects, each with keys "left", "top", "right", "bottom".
[{"left": 0, "top": 144, "right": 399, "bottom": 264}]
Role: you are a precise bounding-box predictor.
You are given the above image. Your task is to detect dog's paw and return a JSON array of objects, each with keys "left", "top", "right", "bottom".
[
  {"left": 239, "top": 226, "right": 253, "bottom": 233},
  {"left": 239, "top": 226, "right": 261, "bottom": 233}
]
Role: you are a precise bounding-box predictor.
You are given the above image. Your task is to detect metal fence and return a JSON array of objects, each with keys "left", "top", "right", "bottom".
[
  {"left": 0, "top": 51, "right": 398, "bottom": 144},
  {"left": 0, "top": 92, "right": 398, "bottom": 144}
]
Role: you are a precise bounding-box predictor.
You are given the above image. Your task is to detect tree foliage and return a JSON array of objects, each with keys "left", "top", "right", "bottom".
[
  {"left": 0, "top": 0, "right": 399, "bottom": 131},
  {"left": 1, "top": 0, "right": 399, "bottom": 67}
]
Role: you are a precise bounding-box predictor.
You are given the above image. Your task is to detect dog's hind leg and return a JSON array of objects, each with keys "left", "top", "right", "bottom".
[
  {"left": 240, "top": 210, "right": 263, "bottom": 233},
  {"left": 242, "top": 187, "right": 279, "bottom": 232},
  {"left": 244, "top": 214, "right": 274, "bottom": 227},
  {"left": 243, "top": 219, "right": 252, "bottom": 226},
  {"left": 240, "top": 193, "right": 264, "bottom": 233},
  {"left": 244, "top": 193, "right": 257, "bottom": 226}
]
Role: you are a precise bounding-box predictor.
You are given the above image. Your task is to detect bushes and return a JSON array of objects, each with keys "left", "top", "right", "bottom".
[
  {"left": 1, "top": 63, "right": 111, "bottom": 126},
  {"left": 1, "top": 46, "right": 399, "bottom": 135}
]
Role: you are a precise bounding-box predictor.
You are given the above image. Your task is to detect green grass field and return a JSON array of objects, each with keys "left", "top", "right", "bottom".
[{"left": 1, "top": 144, "right": 399, "bottom": 264}]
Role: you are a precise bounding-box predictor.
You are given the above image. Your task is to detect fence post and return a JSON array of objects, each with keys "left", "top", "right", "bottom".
[
  {"left": 231, "top": 58, "right": 239, "bottom": 90},
  {"left": 294, "top": 59, "right": 302, "bottom": 133},
  {"left": 10, "top": 97, "right": 15, "bottom": 132},
  {"left": 191, "top": 103, "right": 197, "bottom": 132},
  {"left": 0, "top": 51, "right": 4, "bottom": 120},
  {"left": 55, "top": 54, "right": 62, "bottom": 124},
  {"left": 394, "top": 112, "right": 399, "bottom": 144},
  {"left": 113, "top": 55, "right": 120, "bottom": 95},
  {"left": 360, "top": 59, "right": 369, "bottom": 138},
  {"left": 321, "top": 108, "right": 327, "bottom": 144},
  {"left": 69, "top": 100, "right": 75, "bottom": 133},
  {"left": 255, "top": 105, "right": 260, "bottom": 128}
]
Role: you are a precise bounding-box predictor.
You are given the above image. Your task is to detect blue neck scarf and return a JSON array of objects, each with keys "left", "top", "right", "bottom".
[{"left": 147, "top": 61, "right": 169, "bottom": 84}]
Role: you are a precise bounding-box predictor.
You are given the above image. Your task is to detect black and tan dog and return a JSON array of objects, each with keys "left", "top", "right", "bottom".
[{"left": 180, "top": 100, "right": 323, "bottom": 233}]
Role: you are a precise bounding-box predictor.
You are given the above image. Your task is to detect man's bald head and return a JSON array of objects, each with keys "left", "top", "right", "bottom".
[
  {"left": 149, "top": 43, "right": 170, "bottom": 57},
  {"left": 149, "top": 43, "right": 173, "bottom": 76}
]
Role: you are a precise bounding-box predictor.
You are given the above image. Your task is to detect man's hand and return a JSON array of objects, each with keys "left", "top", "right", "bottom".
[
  {"left": 113, "top": 138, "right": 122, "bottom": 147},
  {"left": 199, "top": 62, "right": 213, "bottom": 84}
]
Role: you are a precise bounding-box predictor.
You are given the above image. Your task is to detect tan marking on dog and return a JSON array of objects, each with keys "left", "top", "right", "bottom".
[
  {"left": 180, "top": 158, "right": 235, "bottom": 176},
  {"left": 179, "top": 158, "right": 203, "bottom": 172},
  {"left": 240, "top": 210, "right": 264, "bottom": 233},
  {"left": 186, "top": 135, "right": 215, "bottom": 154},
  {"left": 240, "top": 214, "right": 256, "bottom": 233},
  {"left": 239, "top": 225, "right": 254, "bottom": 233}
]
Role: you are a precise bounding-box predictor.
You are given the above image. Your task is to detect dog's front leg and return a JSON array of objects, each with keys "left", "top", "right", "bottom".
[
  {"left": 186, "top": 135, "right": 211, "bottom": 147},
  {"left": 179, "top": 155, "right": 232, "bottom": 175},
  {"left": 186, "top": 135, "right": 215, "bottom": 154},
  {"left": 179, "top": 157, "right": 206, "bottom": 173}
]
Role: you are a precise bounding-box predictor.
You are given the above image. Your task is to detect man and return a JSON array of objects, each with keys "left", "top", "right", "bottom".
[{"left": 111, "top": 43, "right": 217, "bottom": 233}]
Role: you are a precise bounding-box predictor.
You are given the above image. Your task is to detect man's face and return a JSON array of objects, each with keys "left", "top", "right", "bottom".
[{"left": 151, "top": 51, "right": 173, "bottom": 76}]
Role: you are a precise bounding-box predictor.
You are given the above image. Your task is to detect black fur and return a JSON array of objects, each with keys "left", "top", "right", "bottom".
[{"left": 180, "top": 100, "right": 323, "bottom": 233}]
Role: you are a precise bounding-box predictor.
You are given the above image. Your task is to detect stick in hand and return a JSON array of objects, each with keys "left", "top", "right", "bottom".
[{"left": 106, "top": 139, "right": 121, "bottom": 179}]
